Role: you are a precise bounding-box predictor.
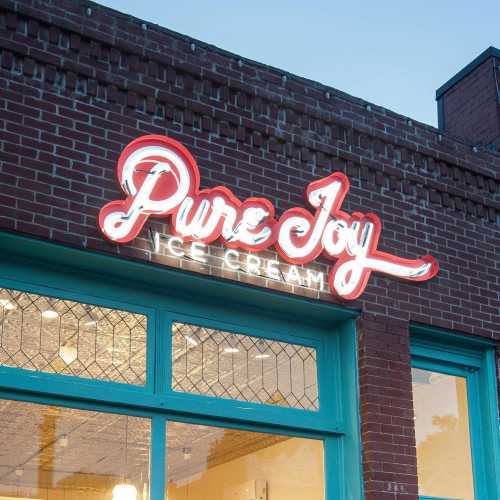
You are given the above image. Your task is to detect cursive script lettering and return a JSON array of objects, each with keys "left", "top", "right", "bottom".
[{"left": 99, "top": 135, "right": 438, "bottom": 299}]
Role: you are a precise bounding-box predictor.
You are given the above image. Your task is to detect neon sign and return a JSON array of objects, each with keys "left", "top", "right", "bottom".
[
  {"left": 148, "top": 230, "right": 328, "bottom": 292},
  {"left": 99, "top": 135, "right": 439, "bottom": 299}
]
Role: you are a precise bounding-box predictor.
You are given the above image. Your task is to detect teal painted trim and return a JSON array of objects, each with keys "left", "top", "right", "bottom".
[
  {"left": 147, "top": 309, "right": 159, "bottom": 393},
  {"left": 151, "top": 415, "right": 166, "bottom": 500},
  {"left": 0, "top": 385, "right": 331, "bottom": 441},
  {"left": 465, "top": 369, "right": 488, "bottom": 500},
  {"left": 338, "top": 318, "right": 364, "bottom": 500},
  {"left": 155, "top": 411, "right": 329, "bottom": 440},
  {"left": 0, "top": 364, "right": 341, "bottom": 435},
  {"left": 315, "top": 319, "right": 364, "bottom": 500},
  {"left": 168, "top": 310, "right": 326, "bottom": 348},
  {"left": 158, "top": 391, "right": 342, "bottom": 435},
  {"left": 0, "top": 386, "right": 157, "bottom": 418},
  {"left": 477, "top": 347, "right": 500, "bottom": 500},
  {"left": 156, "top": 311, "right": 171, "bottom": 395},
  {"left": 324, "top": 436, "right": 342, "bottom": 499},
  {"left": 411, "top": 324, "right": 500, "bottom": 500},
  {"left": 412, "top": 352, "right": 481, "bottom": 373},
  {"left": 318, "top": 317, "right": 340, "bottom": 422},
  {"left": 0, "top": 364, "right": 153, "bottom": 401},
  {"left": 412, "top": 323, "right": 497, "bottom": 348}
]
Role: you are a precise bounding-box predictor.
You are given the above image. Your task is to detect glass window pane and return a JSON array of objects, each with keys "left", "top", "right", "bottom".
[
  {"left": 0, "top": 287, "right": 147, "bottom": 385},
  {"left": 172, "top": 322, "right": 319, "bottom": 410},
  {"left": 411, "top": 367, "right": 475, "bottom": 500},
  {"left": 166, "top": 421, "right": 324, "bottom": 499},
  {"left": 0, "top": 398, "right": 150, "bottom": 498}
]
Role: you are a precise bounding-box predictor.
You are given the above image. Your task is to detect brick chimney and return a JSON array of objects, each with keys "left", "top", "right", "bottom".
[{"left": 436, "top": 46, "right": 500, "bottom": 151}]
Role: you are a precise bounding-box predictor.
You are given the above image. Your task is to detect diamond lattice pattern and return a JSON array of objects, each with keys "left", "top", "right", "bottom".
[
  {"left": 172, "top": 322, "right": 319, "bottom": 411},
  {"left": 0, "top": 287, "right": 147, "bottom": 385}
]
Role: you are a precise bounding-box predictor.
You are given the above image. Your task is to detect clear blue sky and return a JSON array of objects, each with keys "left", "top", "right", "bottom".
[{"left": 96, "top": 0, "right": 500, "bottom": 127}]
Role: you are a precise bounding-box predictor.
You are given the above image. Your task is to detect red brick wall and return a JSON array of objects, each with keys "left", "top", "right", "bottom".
[
  {"left": 358, "top": 315, "right": 418, "bottom": 499},
  {"left": 440, "top": 55, "right": 500, "bottom": 149},
  {"left": 0, "top": 1, "right": 499, "bottom": 498}
]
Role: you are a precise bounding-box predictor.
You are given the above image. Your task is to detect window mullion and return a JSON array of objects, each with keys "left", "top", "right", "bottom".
[
  {"left": 150, "top": 414, "right": 166, "bottom": 500},
  {"left": 155, "top": 310, "right": 172, "bottom": 395}
]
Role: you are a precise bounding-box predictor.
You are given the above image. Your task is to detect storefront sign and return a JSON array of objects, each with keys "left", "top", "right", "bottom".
[
  {"left": 148, "top": 230, "right": 328, "bottom": 292},
  {"left": 99, "top": 135, "right": 438, "bottom": 299}
]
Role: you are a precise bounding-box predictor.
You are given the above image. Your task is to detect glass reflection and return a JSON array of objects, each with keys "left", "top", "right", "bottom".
[
  {"left": 166, "top": 421, "right": 325, "bottom": 500},
  {"left": 0, "top": 399, "right": 150, "bottom": 499},
  {"left": 412, "top": 368, "right": 474, "bottom": 500}
]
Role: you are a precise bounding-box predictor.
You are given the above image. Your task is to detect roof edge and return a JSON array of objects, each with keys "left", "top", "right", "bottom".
[{"left": 436, "top": 46, "right": 500, "bottom": 100}]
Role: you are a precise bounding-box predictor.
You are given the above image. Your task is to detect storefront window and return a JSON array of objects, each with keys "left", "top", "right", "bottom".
[
  {"left": 411, "top": 367, "right": 474, "bottom": 500},
  {"left": 172, "top": 322, "right": 319, "bottom": 410},
  {"left": 0, "top": 241, "right": 363, "bottom": 500},
  {"left": 0, "top": 287, "right": 147, "bottom": 385},
  {"left": 165, "top": 421, "right": 325, "bottom": 500},
  {"left": 0, "top": 398, "right": 151, "bottom": 498}
]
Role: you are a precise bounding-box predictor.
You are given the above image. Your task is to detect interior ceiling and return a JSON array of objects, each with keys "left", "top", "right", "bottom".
[
  {"left": 0, "top": 399, "right": 289, "bottom": 492},
  {"left": 0, "top": 399, "right": 150, "bottom": 489}
]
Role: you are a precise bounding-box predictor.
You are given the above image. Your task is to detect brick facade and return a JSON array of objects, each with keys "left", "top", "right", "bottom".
[{"left": 0, "top": 1, "right": 499, "bottom": 498}]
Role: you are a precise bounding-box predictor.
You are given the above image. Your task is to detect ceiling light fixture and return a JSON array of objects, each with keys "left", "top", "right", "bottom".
[
  {"left": 59, "top": 344, "right": 78, "bottom": 365},
  {"left": 42, "top": 309, "right": 59, "bottom": 319},
  {"left": 223, "top": 347, "right": 239, "bottom": 354},
  {"left": 0, "top": 299, "right": 15, "bottom": 310},
  {"left": 112, "top": 417, "right": 137, "bottom": 500},
  {"left": 182, "top": 447, "right": 192, "bottom": 460},
  {"left": 186, "top": 336, "right": 198, "bottom": 346},
  {"left": 255, "top": 353, "right": 270, "bottom": 359},
  {"left": 112, "top": 483, "right": 137, "bottom": 500}
]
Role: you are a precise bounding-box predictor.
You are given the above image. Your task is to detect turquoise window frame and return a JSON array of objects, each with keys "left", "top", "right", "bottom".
[
  {"left": 411, "top": 324, "right": 500, "bottom": 500},
  {"left": 0, "top": 231, "right": 364, "bottom": 499}
]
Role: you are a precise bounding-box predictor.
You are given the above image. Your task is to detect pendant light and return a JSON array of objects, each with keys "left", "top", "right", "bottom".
[
  {"left": 112, "top": 484, "right": 138, "bottom": 500},
  {"left": 113, "top": 417, "right": 138, "bottom": 500}
]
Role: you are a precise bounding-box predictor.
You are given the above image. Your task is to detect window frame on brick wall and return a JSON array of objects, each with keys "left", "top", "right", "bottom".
[
  {"left": 410, "top": 324, "right": 500, "bottom": 500},
  {"left": 0, "top": 230, "right": 363, "bottom": 500}
]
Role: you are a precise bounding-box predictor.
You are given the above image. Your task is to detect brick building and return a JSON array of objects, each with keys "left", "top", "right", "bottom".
[{"left": 0, "top": 1, "right": 498, "bottom": 499}]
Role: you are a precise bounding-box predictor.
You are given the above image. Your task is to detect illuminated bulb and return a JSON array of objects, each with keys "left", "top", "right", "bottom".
[
  {"left": 185, "top": 336, "right": 198, "bottom": 346},
  {"left": 84, "top": 319, "right": 97, "bottom": 327},
  {"left": 112, "top": 484, "right": 137, "bottom": 500},
  {"left": 59, "top": 434, "right": 69, "bottom": 447},
  {"left": 59, "top": 345, "right": 78, "bottom": 364},
  {"left": 0, "top": 299, "right": 15, "bottom": 310},
  {"left": 223, "top": 347, "right": 239, "bottom": 354},
  {"left": 42, "top": 309, "right": 59, "bottom": 319},
  {"left": 14, "top": 467, "right": 23, "bottom": 477},
  {"left": 255, "top": 353, "right": 270, "bottom": 359}
]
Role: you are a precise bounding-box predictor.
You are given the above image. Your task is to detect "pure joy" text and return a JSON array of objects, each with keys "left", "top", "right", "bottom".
[{"left": 99, "top": 135, "right": 438, "bottom": 299}]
